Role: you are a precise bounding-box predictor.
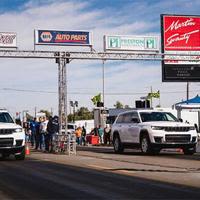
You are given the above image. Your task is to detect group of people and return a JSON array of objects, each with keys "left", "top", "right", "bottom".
[
  {"left": 74, "top": 124, "right": 111, "bottom": 146},
  {"left": 24, "top": 115, "right": 59, "bottom": 152},
  {"left": 24, "top": 116, "right": 112, "bottom": 148},
  {"left": 91, "top": 125, "right": 111, "bottom": 145}
]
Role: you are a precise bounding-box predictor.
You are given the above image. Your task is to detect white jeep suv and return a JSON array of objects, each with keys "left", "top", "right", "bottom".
[
  {"left": 111, "top": 109, "right": 198, "bottom": 155},
  {"left": 0, "top": 109, "right": 26, "bottom": 160}
]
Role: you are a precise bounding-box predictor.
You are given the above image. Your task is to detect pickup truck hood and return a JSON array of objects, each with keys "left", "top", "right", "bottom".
[{"left": 140, "top": 121, "right": 193, "bottom": 127}]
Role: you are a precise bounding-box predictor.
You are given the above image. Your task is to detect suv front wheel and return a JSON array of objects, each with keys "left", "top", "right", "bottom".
[
  {"left": 183, "top": 147, "right": 196, "bottom": 155},
  {"left": 140, "top": 134, "right": 152, "bottom": 154},
  {"left": 15, "top": 147, "right": 26, "bottom": 160},
  {"left": 113, "top": 135, "right": 124, "bottom": 153}
]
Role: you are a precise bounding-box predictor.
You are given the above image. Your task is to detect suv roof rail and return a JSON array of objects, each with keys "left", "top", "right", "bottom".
[{"left": 0, "top": 108, "right": 8, "bottom": 110}]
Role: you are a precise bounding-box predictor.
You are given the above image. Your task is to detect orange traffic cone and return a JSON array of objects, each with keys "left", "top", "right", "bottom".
[{"left": 25, "top": 144, "right": 30, "bottom": 155}]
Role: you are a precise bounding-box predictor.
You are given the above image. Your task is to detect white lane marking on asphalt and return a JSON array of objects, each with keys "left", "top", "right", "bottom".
[
  {"left": 87, "top": 164, "right": 134, "bottom": 175},
  {"left": 87, "top": 164, "right": 111, "bottom": 170}
]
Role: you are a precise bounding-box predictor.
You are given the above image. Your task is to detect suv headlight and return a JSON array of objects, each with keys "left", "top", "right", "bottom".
[
  {"left": 151, "top": 126, "right": 164, "bottom": 130},
  {"left": 189, "top": 126, "right": 195, "bottom": 131},
  {"left": 14, "top": 128, "right": 22, "bottom": 133}
]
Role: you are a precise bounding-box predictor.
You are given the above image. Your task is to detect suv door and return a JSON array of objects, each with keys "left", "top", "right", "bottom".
[
  {"left": 120, "top": 113, "right": 133, "bottom": 143},
  {"left": 126, "top": 112, "right": 141, "bottom": 143}
]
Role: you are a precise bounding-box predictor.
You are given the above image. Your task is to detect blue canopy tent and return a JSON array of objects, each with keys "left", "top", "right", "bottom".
[{"left": 175, "top": 95, "right": 200, "bottom": 131}]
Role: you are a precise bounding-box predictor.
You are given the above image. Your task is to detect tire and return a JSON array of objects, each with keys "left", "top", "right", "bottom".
[
  {"left": 2, "top": 153, "right": 9, "bottom": 159},
  {"left": 113, "top": 134, "right": 124, "bottom": 153},
  {"left": 140, "top": 134, "right": 152, "bottom": 154},
  {"left": 183, "top": 147, "right": 196, "bottom": 155},
  {"left": 15, "top": 147, "right": 26, "bottom": 160}
]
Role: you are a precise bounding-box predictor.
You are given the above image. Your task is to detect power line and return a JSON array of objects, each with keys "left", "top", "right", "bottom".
[{"left": 1, "top": 87, "right": 199, "bottom": 95}]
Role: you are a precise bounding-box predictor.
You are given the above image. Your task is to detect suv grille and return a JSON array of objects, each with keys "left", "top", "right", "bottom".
[
  {"left": 0, "top": 129, "right": 15, "bottom": 135},
  {"left": 164, "top": 127, "right": 190, "bottom": 132},
  {"left": 165, "top": 134, "right": 191, "bottom": 143},
  {"left": 0, "top": 138, "right": 14, "bottom": 147}
]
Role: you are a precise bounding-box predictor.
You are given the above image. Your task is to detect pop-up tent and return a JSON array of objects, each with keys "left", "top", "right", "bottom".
[
  {"left": 175, "top": 95, "right": 200, "bottom": 131},
  {"left": 175, "top": 95, "right": 200, "bottom": 110}
]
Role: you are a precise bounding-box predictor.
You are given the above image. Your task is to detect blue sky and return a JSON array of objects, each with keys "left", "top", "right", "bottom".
[{"left": 0, "top": 0, "right": 200, "bottom": 116}]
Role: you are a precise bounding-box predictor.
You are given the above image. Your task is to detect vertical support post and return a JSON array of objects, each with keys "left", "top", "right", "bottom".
[
  {"left": 58, "top": 52, "right": 68, "bottom": 135},
  {"left": 187, "top": 82, "right": 189, "bottom": 101},
  {"left": 57, "top": 52, "right": 76, "bottom": 155},
  {"left": 150, "top": 86, "right": 153, "bottom": 108},
  {"left": 102, "top": 60, "right": 105, "bottom": 107}
]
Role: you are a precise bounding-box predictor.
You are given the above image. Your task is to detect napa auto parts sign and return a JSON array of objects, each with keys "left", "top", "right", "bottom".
[
  {"left": 0, "top": 32, "right": 17, "bottom": 48},
  {"left": 161, "top": 14, "right": 200, "bottom": 82},
  {"left": 35, "top": 30, "right": 92, "bottom": 46}
]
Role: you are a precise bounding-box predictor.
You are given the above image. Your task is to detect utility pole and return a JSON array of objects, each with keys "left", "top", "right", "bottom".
[
  {"left": 150, "top": 86, "right": 153, "bottom": 108},
  {"left": 102, "top": 60, "right": 105, "bottom": 107},
  {"left": 187, "top": 82, "right": 189, "bottom": 101},
  {"left": 34, "top": 107, "right": 37, "bottom": 118}
]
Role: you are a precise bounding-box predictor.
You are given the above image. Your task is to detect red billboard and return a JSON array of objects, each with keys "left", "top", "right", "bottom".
[
  {"left": 163, "top": 15, "right": 200, "bottom": 51},
  {"left": 161, "top": 14, "right": 200, "bottom": 82}
]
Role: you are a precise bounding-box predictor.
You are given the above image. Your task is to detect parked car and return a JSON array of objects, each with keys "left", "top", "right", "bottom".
[
  {"left": 62, "top": 123, "right": 76, "bottom": 134},
  {"left": 0, "top": 109, "right": 26, "bottom": 160},
  {"left": 111, "top": 109, "right": 198, "bottom": 155}
]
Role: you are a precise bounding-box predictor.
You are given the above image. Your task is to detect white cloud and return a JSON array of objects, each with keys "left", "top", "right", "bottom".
[{"left": 0, "top": 0, "right": 199, "bottom": 116}]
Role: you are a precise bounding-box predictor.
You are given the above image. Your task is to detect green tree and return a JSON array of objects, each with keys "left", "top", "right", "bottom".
[
  {"left": 68, "top": 107, "right": 93, "bottom": 122},
  {"left": 114, "top": 101, "right": 124, "bottom": 108}
]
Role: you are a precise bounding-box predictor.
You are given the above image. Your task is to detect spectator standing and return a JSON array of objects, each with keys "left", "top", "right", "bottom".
[
  {"left": 46, "top": 116, "right": 53, "bottom": 152},
  {"left": 30, "top": 118, "right": 37, "bottom": 147},
  {"left": 98, "top": 125, "right": 104, "bottom": 144},
  {"left": 40, "top": 116, "right": 48, "bottom": 151},
  {"left": 75, "top": 127, "right": 82, "bottom": 145},
  {"left": 104, "top": 125, "right": 111, "bottom": 145},
  {"left": 50, "top": 116, "right": 59, "bottom": 152},
  {"left": 93, "top": 126, "right": 98, "bottom": 136},
  {"left": 35, "top": 117, "right": 42, "bottom": 150},
  {"left": 81, "top": 126, "right": 86, "bottom": 146}
]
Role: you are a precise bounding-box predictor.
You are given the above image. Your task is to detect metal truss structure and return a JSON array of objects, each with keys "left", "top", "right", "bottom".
[
  {"left": 0, "top": 49, "right": 200, "bottom": 155},
  {"left": 0, "top": 49, "right": 200, "bottom": 61}
]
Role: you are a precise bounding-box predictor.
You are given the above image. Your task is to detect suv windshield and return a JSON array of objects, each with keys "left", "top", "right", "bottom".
[
  {"left": 140, "top": 112, "right": 178, "bottom": 122},
  {"left": 0, "top": 112, "right": 14, "bottom": 123}
]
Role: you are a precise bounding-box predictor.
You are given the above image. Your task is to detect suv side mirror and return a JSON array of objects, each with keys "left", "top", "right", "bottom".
[
  {"left": 178, "top": 118, "right": 183, "bottom": 122},
  {"left": 131, "top": 118, "right": 140, "bottom": 123}
]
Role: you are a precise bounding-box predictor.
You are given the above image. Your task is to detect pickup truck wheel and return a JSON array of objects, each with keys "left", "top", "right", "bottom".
[
  {"left": 183, "top": 147, "right": 196, "bottom": 155},
  {"left": 15, "top": 147, "right": 26, "bottom": 160},
  {"left": 113, "top": 135, "right": 124, "bottom": 153},
  {"left": 140, "top": 135, "right": 152, "bottom": 154}
]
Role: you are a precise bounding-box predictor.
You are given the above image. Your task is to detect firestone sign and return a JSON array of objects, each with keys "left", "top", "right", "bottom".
[
  {"left": 161, "top": 14, "right": 200, "bottom": 82},
  {"left": 104, "top": 35, "right": 159, "bottom": 51},
  {"left": 0, "top": 32, "right": 17, "bottom": 48},
  {"left": 35, "top": 30, "right": 92, "bottom": 46}
]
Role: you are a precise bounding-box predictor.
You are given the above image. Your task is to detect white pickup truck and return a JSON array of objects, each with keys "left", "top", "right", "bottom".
[
  {"left": 111, "top": 109, "right": 198, "bottom": 155},
  {"left": 0, "top": 109, "right": 26, "bottom": 160}
]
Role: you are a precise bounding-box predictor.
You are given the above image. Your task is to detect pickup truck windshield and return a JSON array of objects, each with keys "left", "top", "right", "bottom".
[
  {"left": 140, "top": 112, "right": 178, "bottom": 122},
  {"left": 0, "top": 112, "right": 14, "bottom": 123}
]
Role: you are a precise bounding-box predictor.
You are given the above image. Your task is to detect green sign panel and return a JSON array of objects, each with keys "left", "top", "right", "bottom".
[{"left": 105, "top": 35, "right": 159, "bottom": 51}]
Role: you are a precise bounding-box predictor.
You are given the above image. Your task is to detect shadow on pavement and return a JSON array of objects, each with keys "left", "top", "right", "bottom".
[{"left": 0, "top": 156, "right": 200, "bottom": 199}]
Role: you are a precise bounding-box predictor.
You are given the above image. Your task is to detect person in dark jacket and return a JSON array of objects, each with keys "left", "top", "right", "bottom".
[
  {"left": 30, "top": 118, "right": 37, "bottom": 147},
  {"left": 45, "top": 116, "right": 53, "bottom": 152},
  {"left": 47, "top": 116, "right": 59, "bottom": 152}
]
